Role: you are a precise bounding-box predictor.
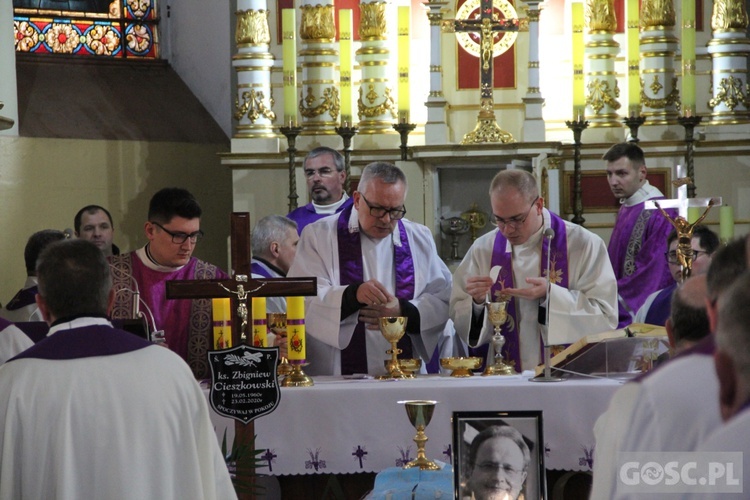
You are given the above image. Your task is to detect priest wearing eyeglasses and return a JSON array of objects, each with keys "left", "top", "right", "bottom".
[
  {"left": 288, "top": 162, "right": 453, "bottom": 376},
  {"left": 450, "top": 170, "right": 618, "bottom": 372},
  {"left": 109, "top": 188, "right": 228, "bottom": 375}
]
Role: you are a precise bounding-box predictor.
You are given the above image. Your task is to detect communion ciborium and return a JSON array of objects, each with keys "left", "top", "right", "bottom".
[
  {"left": 378, "top": 317, "right": 409, "bottom": 380},
  {"left": 440, "top": 217, "right": 470, "bottom": 261},
  {"left": 398, "top": 400, "right": 440, "bottom": 470},
  {"left": 484, "top": 300, "right": 517, "bottom": 376}
]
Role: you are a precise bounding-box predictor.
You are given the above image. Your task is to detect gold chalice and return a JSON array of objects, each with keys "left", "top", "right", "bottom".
[
  {"left": 398, "top": 400, "right": 440, "bottom": 470},
  {"left": 378, "top": 316, "right": 409, "bottom": 380},
  {"left": 484, "top": 300, "right": 517, "bottom": 376},
  {"left": 440, "top": 356, "right": 482, "bottom": 377},
  {"left": 268, "top": 313, "right": 292, "bottom": 376}
]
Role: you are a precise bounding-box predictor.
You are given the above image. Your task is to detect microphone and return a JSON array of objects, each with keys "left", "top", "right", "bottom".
[
  {"left": 538, "top": 228, "right": 555, "bottom": 328},
  {"left": 108, "top": 263, "right": 160, "bottom": 343}
]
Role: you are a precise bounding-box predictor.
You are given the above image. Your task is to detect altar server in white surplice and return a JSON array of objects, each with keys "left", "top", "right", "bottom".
[
  {"left": 0, "top": 239, "right": 236, "bottom": 500},
  {"left": 288, "top": 162, "right": 453, "bottom": 376},
  {"left": 0, "top": 318, "right": 33, "bottom": 364},
  {"left": 450, "top": 169, "right": 617, "bottom": 372}
]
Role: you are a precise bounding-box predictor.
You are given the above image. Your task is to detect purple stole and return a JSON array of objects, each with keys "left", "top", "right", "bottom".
[
  {"left": 288, "top": 198, "right": 354, "bottom": 235},
  {"left": 645, "top": 283, "right": 677, "bottom": 327},
  {"left": 251, "top": 262, "right": 273, "bottom": 278},
  {"left": 336, "top": 205, "right": 415, "bottom": 375},
  {"left": 490, "top": 213, "right": 569, "bottom": 371},
  {"left": 4, "top": 286, "right": 38, "bottom": 311},
  {"left": 0, "top": 318, "right": 13, "bottom": 331},
  {"left": 9, "top": 325, "right": 150, "bottom": 362}
]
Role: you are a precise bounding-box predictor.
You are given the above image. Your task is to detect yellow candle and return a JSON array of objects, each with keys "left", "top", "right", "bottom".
[
  {"left": 627, "top": 0, "right": 640, "bottom": 115},
  {"left": 252, "top": 297, "right": 267, "bottom": 347},
  {"left": 572, "top": 2, "right": 585, "bottom": 119},
  {"left": 720, "top": 205, "right": 734, "bottom": 242},
  {"left": 397, "top": 6, "right": 410, "bottom": 123},
  {"left": 339, "top": 9, "right": 353, "bottom": 124},
  {"left": 211, "top": 298, "right": 232, "bottom": 349},
  {"left": 681, "top": 0, "right": 696, "bottom": 115},
  {"left": 282, "top": 9, "right": 298, "bottom": 126},
  {"left": 286, "top": 296, "right": 306, "bottom": 361},
  {"left": 687, "top": 206, "right": 701, "bottom": 224}
]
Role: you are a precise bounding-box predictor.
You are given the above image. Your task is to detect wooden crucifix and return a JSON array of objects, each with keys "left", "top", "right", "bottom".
[{"left": 442, "top": 0, "right": 519, "bottom": 144}]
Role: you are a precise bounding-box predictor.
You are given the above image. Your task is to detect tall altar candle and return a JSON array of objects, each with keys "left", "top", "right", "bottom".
[
  {"left": 211, "top": 298, "right": 232, "bottom": 349},
  {"left": 397, "top": 6, "right": 410, "bottom": 123},
  {"left": 282, "top": 9, "right": 298, "bottom": 126},
  {"left": 286, "top": 296, "right": 306, "bottom": 361},
  {"left": 572, "top": 2, "right": 585, "bottom": 119},
  {"left": 687, "top": 206, "right": 701, "bottom": 224},
  {"left": 339, "top": 9, "right": 353, "bottom": 124},
  {"left": 681, "top": 0, "right": 696, "bottom": 115},
  {"left": 627, "top": 0, "right": 640, "bottom": 115},
  {"left": 252, "top": 297, "right": 267, "bottom": 347},
  {"left": 720, "top": 205, "right": 735, "bottom": 242}
]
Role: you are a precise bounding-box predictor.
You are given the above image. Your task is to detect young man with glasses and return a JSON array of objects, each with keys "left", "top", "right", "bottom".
[
  {"left": 450, "top": 169, "right": 617, "bottom": 372},
  {"left": 288, "top": 162, "right": 453, "bottom": 376},
  {"left": 109, "top": 188, "right": 228, "bottom": 377},
  {"left": 634, "top": 225, "right": 719, "bottom": 326},
  {"left": 603, "top": 142, "right": 677, "bottom": 327},
  {"left": 287, "top": 146, "right": 352, "bottom": 235}
]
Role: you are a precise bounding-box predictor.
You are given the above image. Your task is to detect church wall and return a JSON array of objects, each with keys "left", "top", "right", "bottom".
[{"left": 0, "top": 136, "right": 233, "bottom": 306}]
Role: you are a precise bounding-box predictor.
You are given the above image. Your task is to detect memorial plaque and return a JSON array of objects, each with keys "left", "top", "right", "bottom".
[{"left": 208, "top": 345, "right": 280, "bottom": 424}]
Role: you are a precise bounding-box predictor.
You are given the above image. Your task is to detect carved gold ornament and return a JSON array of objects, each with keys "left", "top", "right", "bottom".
[
  {"left": 585, "top": 0, "right": 617, "bottom": 32},
  {"left": 641, "top": 76, "right": 680, "bottom": 109},
  {"left": 299, "top": 86, "right": 341, "bottom": 120},
  {"left": 586, "top": 78, "right": 621, "bottom": 114},
  {"left": 300, "top": 4, "right": 336, "bottom": 41},
  {"left": 708, "top": 76, "right": 749, "bottom": 110},
  {"left": 236, "top": 9, "right": 271, "bottom": 45},
  {"left": 711, "top": 0, "right": 750, "bottom": 31},
  {"left": 358, "top": 85, "right": 397, "bottom": 118},
  {"left": 234, "top": 89, "right": 276, "bottom": 122},
  {"left": 453, "top": 0, "right": 518, "bottom": 58},
  {"left": 359, "top": 2, "right": 388, "bottom": 40},
  {"left": 641, "top": 0, "right": 676, "bottom": 29}
]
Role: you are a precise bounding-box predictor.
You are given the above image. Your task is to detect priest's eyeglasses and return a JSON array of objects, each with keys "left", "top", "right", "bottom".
[
  {"left": 665, "top": 249, "right": 706, "bottom": 264},
  {"left": 360, "top": 194, "right": 407, "bottom": 220},
  {"left": 475, "top": 461, "right": 525, "bottom": 480},
  {"left": 491, "top": 196, "right": 539, "bottom": 230},
  {"left": 152, "top": 221, "right": 204, "bottom": 244}
]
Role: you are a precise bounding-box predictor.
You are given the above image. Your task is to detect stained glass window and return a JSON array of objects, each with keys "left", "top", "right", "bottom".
[{"left": 13, "top": 0, "right": 159, "bottom": 59}]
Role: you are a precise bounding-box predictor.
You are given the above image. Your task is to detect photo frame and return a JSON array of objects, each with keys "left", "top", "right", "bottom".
[{"left": 452, "top": 410, "right": 546, "bottom": 500}]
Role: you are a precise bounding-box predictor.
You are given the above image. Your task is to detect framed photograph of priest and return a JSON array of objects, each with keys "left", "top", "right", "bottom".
[{"left": 453, "top": 410, "right": 545, "bottom": 500}]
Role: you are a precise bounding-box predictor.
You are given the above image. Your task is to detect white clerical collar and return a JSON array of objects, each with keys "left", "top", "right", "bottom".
[
  {"left": 48, "top": 317, "right": 112, "bottom": 336},
  {"left": 314, "top": 192, "right": 349, "bottom": 215},
  {"left": 515, "top": 209, "right": 547, "bottom": 252},
  {"left": 622, "top": 180, "right": 664, "bottom": 207},
  {"left": 136, "top": 245, "right": 187, "bottom": 273},
  {"left": 349, "top": 203, "right": 403, "bottom": 247}
]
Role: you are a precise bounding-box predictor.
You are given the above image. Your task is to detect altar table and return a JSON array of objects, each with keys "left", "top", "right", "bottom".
[{"left": 228, "top": 372, "right": 625, "bottom": 476}]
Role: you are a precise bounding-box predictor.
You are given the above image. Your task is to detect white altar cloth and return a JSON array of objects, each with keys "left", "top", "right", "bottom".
[{"left": 238, "top": 373, "right": 622, "bottom": 476}]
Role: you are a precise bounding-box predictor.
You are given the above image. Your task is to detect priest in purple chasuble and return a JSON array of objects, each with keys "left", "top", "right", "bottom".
[
  {"left": 0, "top": 240, "right": 236, "bottom": 499},
  {"left": 604, "top": 143, "right": 676, "bottom": 327},
  {"left": 450, "top": 170, "right": 618, "bottom": 372},
  {"left": 109, "top": 188, "right": 228, "bottom": 378},
  {"left": 287, "top": 146, "right": 352, "bottom": 236},
  {"left": 288, "top": 162, "right": 453, "bottom": 376}
]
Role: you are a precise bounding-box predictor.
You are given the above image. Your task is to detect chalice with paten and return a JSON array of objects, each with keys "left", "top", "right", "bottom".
[
  {"left": 379, "top": 317, "right": 409, "bottom": 380},
  {"left": 484, "top": 300, "right": 517, "bottom": 375},
  {"left": 399, "top": 400, "right": 440, "bottom": 470}
]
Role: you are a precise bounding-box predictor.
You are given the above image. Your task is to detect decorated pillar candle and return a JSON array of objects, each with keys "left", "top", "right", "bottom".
[
  {"left": 339, "top": 9, "right": 353, "bottom": 124},
  {"left": 286, "top": 296, "right": 306, "bottom": 361},
  {"left": 627, "top": 0, "right": 640, "bottom": 115},
  {"left": 687, "top": 206, "right": 701, "bottom": 224},
  {"left": 571, "top": 2, "right": 585, "bottom": 119},
  {"left": 681, "top": 0, "right": 696, "bottom": 115},
  {"left": 720, "top": 205, "right": 734, "bottom": 242},
  {"left": 252, "top": 297, "right": 267, "bottom": 347},
  {"left": 212, "top": 298, "right": 232, "bottom": 349},
  {"left": 282, "top": 9, "right": 298, "bottom": 126},
  {"left": 397, "top": 5, "right": 410, "bottom": 123}
]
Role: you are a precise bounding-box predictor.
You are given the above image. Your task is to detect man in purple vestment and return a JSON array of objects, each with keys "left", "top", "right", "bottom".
[
  {"left": 109, "top": 188, "right": 228, "bottom": 378},
  {"left": 0, "top": 229, "right": 66, "bottom": 323},
  {"left": 604, "top": 142, "right": 677, "bottom": 327},
  {"left": 251, "top": 214, "right": 298, "bottom": 318},
  {"left": 287, "top": 146, "right": 352, "bottom": 235}
]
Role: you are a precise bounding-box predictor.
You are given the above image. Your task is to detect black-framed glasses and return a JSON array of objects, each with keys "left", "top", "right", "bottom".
[
  {"left": 491, "top": 196, "right": 539, "bottom": 230},
  {"left": 152, "top": 221, "right": 204, "bottom": 244},
  {"left": 665, "top": 249, "right": 706, "bottom": 265},
  {"left": 360, "top": 193, "right": 406, "bottom": 220},
  {"left": 304, "top": 167, "right": 338, "bottom": 179},
  {"left": 476, "top": 461, "right": 526, "bottom": 480}
]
